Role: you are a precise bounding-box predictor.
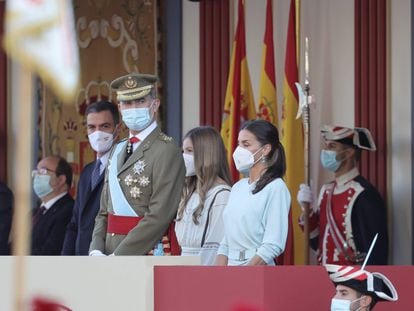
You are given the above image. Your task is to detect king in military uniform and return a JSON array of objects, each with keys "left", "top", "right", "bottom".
[
  {"left": 89, "top": 73, "right": 185, "bottom": 255},
  {"left": 297, "top": 125, "right": 388, "bottom": 265}
]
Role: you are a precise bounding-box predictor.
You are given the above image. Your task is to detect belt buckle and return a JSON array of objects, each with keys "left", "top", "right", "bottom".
[{"left": 239, "top": 250, "right": 246, "bottom": 261}]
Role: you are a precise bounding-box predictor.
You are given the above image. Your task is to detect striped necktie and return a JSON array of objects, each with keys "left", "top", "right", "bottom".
[{"left": 91, "top": 159, "right": 102, "bottom": 189}]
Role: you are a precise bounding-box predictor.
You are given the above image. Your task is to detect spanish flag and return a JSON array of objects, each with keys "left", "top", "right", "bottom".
[
  {"left": 280, "top": 0, "right": 305, "bottom": 264},
  {"left": 257, "top": 0, "right": 278, "bottom": 126},
  {"left": 221, "top": 0, "right": 256, "bottom": 182},
  {"left": 256, "top": 0, "right": 294, "bottom": 265},
  {"left": 3, "top": 0, "right": 80, "bottom": 102}
]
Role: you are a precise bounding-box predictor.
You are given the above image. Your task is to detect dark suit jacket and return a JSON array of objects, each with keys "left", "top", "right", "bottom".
[
  {"left": 0, "top": 182, "right": 13, "bottom": 255},
  {"left": 31, "top": 193, "right": 74, "bottom": 255},
  {"left": 62, "top": 160, "right": 104, "bottom": 255}
]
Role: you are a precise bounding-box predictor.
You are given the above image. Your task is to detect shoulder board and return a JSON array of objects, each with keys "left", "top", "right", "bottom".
[{"left": 158, "top": 132, "right": 173, "bottom": 142}]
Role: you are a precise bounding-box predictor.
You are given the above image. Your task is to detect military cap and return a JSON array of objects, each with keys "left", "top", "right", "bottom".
[
  {"left": 325, "top": 264, "right": 398, "bottom": 302},
  {"left": 321, "top": 125, "right": 376, "bottom": 151},
  {"left": 110, "top": 73, "right": 158, "bottom": 101}
]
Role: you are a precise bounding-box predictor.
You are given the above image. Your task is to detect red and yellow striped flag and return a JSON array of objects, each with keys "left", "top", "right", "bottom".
[
  {"left": 257, "top": 0, "right": 294, "bottom": 265},
  {"left": 221, "top": 0, "right": 256, "bottom": 182},
  {"left": 281, "top": 0, "right": 305, "bottom": 265},
  {"left": 257, "top": 0, "right": 278, "bottom": 126}
]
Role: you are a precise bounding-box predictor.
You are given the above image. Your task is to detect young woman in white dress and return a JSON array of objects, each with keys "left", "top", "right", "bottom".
[
  {"left": 216, "top": 120, "right": 291, "bottom": 266},
  {"left": 175, "top": 126, "right": 232, "bottom": 265}
]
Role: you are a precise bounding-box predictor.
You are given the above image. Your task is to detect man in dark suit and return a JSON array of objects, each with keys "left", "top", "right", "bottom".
[
  {"left": 0, "top": 182, "right": 13, "bottom": 255},
  {"left": 31, "top": 156, "right": 74, "bottom": 255},
  {"left": 62, "top": 101, "right": 120, "bottom": 255}
]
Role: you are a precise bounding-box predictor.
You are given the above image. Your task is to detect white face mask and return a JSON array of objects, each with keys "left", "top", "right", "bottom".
[
  {"left": 88, "top": 130, "right": 114, "bottom": 154},
  {"left": 232, "top": 146, "right": 263, "bottom": 173},
  {"left": 331, "top": 297, "right": 363, "bottom": 311},
  {"left": 183, "top": 153, "right": 196, "bottom": 177}
]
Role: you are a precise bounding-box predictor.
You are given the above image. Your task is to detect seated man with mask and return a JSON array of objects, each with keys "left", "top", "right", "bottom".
[{"left": 31, "top": 156, "right": 74, "bottom": 255}]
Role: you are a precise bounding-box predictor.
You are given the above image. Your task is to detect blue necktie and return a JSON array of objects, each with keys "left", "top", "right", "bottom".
[{"left": 91, "top": 159, "right": 102, "bottom": 189}]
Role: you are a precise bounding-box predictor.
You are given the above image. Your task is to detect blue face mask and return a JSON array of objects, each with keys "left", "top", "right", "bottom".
[
  {"left": 330, "top": 297, "right": 364, "bottom": 311},
  {"left": 330, "top": 298, "right": 351, "bottom": 311},
  {"left": 320, "top": 150, "right": 342, "bottom": 172},
  {"left": 33, "top": 175, "right": 53, "bottom": 198},
  {"left": 121, "top": 107, "right": 152, "bottom": 131}
]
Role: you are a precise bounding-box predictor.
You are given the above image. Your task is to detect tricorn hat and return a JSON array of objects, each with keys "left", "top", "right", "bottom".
[
  {"left": 325, "top": 264, "right": 398, "bottom": 302},
  {"left": 321, "top": 125, "right": 376, "bottom": 151},
  {"left": 110, "top": 73, "right": 158, "bottom": 101}
]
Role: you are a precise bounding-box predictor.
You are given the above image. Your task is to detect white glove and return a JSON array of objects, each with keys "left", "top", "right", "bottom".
[
  {"left": 297, "top": 183, "right": 314, "bottom": 209},
  {"left": 89, "top": 249, "right": 107, "bottom": 256}
]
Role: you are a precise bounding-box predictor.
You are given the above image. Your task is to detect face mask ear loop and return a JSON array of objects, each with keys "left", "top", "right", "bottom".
[
  {"left": 335, "top": 147, "right": 352, "bottom": 163},
  {"left": 351, "top": 296, "right": 365, "bottom": 311},
  {"left": 113, "top": 124, "right": 120, "bottom": 138},
  {"left": 252, "top": 146, "right": 265, "bottom": 166},
  {"left": 149, "top": 99, "right": 157, "bottom": 119}
]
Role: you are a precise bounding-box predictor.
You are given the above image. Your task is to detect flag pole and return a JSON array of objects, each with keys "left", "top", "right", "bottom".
[
  {"left": 295, "top": 37, "right": 311, "bottom": 265},
  {"left": 3, "top": 0, "right": 80, "bottom": 306},
  {"left": 11, "top": 66, "right": 34, "bottom": 310}
]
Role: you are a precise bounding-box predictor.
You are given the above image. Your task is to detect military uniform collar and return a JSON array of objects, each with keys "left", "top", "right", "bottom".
[{"left": 335, "top": 167, "right": 359, "bottom": 186}]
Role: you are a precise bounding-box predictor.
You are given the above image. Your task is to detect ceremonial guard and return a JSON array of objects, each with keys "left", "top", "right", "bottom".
[
  {"left": 89, "top": 73, "right": 185, "bottom": 256},
  {"left": 326, "top": 264, "right": 398, "bottom": 310},
  {"left": 298, "top": 126, "right": 388, "bottom": 265}
]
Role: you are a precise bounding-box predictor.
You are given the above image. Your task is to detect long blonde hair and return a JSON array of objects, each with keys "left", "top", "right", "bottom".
[{"left": 177, "top": 126, "right": 232, "bottom": 224}]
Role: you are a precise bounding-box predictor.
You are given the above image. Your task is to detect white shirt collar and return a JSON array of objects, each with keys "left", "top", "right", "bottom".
[
  {"left": 42, "top": 192, "right": 67, "bottom": 210},
  {"left": 129, "top": 121, "right": 158, "bottom": 152},
  {"left": 97, "top": 151, "right": 111, "bottom": 174}
]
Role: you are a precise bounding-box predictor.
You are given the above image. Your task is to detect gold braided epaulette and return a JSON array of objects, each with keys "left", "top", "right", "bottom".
[{"left": 158, "top": 133, "right": 173, "bottom": 142}]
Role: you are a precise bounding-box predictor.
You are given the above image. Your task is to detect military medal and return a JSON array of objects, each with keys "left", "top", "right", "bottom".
[
  {"left": 130, "top": 186, "right": 142, "bottom": 199},
  {"left": 124, "top": 174, "right": 136, "bottom": 186},
  {"left": 126, "top": 141, "right": 133, "bottom": 155},
  {"left": 133, "top": 160, "right": 146, "bottom": 175},
  {"left": 138, "top": 176, "right": 150, "bottom": 187}
]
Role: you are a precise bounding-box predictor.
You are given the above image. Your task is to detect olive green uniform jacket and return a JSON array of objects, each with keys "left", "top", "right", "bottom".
[{"left": 89, "top": 127, "right": 185, "bottom": 255}]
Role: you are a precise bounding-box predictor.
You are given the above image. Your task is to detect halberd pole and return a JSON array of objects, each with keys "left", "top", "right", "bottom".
[{"left": 295, "top": 37, "right": 312, "bottom": 265}]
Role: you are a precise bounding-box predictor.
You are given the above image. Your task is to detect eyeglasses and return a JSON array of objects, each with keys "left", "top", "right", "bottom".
[{"left": 31, "top": 168, "right": 56, "bottom": 177}]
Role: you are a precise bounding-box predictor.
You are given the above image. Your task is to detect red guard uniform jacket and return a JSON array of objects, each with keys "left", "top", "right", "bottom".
[{"left": 307, "top": 168, "right": 388, "bottom": 265}]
